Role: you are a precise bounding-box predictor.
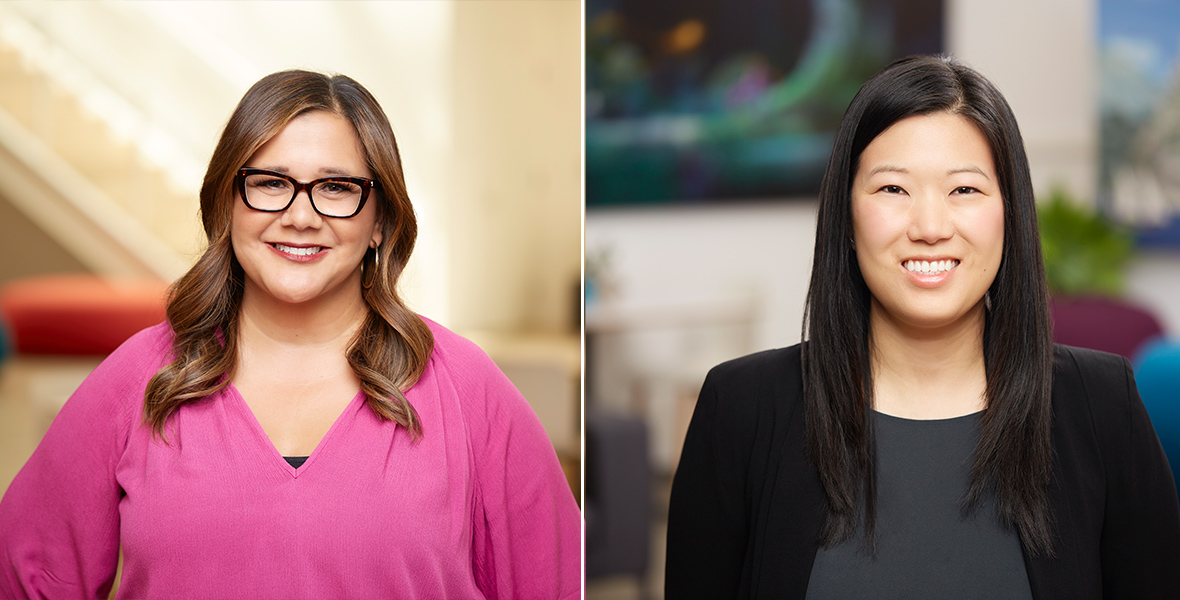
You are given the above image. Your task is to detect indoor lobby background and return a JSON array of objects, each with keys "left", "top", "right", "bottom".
[
  {"left": 585, "top": 0, "right": 1180, "bottom": 598},
  {"left": 0, "top": 0, "right": 581, "bottom": 513}
]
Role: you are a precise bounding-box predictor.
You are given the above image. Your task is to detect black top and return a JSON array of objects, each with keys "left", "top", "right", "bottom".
[
  {"left": 284, "top": 456, "right": 308, "bottom": 469},
  {"left": 805, "top": 411, "right": 1032, "bottom": 600},
  {"left": 666, "top": 344, "right": 1180, "bottom": 599}
]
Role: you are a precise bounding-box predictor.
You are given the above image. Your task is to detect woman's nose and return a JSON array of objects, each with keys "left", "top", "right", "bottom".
[
  {"left": 907, "top": 194, "right": 954, "bottom": 243},
  {"left": 280, "top": 189, "right": 323, "bottom": 229}
]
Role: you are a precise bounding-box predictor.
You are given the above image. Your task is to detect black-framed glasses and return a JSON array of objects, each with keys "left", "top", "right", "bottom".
[{"left": 235, "top": 168, "right": 378, "bottom": 218}]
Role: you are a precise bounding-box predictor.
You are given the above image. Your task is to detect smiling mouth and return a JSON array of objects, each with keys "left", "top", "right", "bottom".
[
  {"left": 904, "top": 259, "right": 959, "bottom": 274},
  {"left": 271, "top": 243, "right": 325, "bottom": 256}
]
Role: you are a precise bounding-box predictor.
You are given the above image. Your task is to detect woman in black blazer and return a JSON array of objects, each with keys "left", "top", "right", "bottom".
[{"left": 666, "top": 55, "right": 1180, "bottom": 599}]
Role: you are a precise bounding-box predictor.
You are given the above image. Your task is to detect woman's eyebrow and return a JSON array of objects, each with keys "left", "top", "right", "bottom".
[
  {"left": 865, "top": 164, "right": 991, "bottom": 179},
  {"left": 251, "top": 166, "right": 358, "bottom": 177},
  {"left": 867, "top": 164, "right": 907, "bottom": 176},
  {"left": 948, "top": 166, "right": 990, "bottom": 179}
]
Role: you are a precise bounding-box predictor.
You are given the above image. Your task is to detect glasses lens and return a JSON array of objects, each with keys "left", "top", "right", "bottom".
[
  {"left": 243, "top": 173, "right": 294, "bottom": 211},
  {"left": 311, "top": 179, "right": 364, "bottom": 217}
]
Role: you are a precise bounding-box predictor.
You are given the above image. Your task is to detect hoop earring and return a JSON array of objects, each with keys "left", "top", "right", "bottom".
[{"left": 362, "top": 246, "right": 380, "bottom": 289}]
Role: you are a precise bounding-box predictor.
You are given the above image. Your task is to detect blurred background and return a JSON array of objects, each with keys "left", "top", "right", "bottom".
[
  {"left": 0, "top": 0, "right": 581, "bottom": 514},
  {"left": 585, "top": 0, "right": 1180, "bottom": 597}
]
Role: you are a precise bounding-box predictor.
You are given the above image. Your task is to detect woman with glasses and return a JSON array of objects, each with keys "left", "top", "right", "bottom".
[
  {"left": 666, "top": 55, "right": 1180, "bottom": 598},
  {"left": 0, "top": 70, "right": 580, "bottom": 599}
]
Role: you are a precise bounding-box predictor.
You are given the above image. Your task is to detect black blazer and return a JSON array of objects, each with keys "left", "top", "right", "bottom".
[{"left": 666, "top": 344, "right": 1180, "bottom": 599}]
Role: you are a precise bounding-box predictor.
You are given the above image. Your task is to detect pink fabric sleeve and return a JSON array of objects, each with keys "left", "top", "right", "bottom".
[
  {"left": 451, "top": 338, "right": 582, "bottom": 600},
  {"left": 0, "top": 327, "right": 162, "bottom": 600}
]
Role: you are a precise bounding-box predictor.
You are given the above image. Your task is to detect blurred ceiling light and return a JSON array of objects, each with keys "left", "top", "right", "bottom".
[{"left": 665, "top": 19, "right": 705, "bottom": 55}]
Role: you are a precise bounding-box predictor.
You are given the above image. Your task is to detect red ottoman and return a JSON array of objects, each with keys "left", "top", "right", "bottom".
[
  {"left": 0, "top": 274, "right": 169, "bottom": 356},
  {"left": 1051, "top": 295, "right": 1164, "bottom": 361}
]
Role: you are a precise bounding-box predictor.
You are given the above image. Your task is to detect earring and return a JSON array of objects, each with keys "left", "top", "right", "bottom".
[{"left": 362, "top": 246, "right": 380, "bottom": 289}]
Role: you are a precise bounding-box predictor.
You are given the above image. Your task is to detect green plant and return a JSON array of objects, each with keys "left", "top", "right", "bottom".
[{"left": 1038, "top": 188, "right": 1134, "bottom": 296}]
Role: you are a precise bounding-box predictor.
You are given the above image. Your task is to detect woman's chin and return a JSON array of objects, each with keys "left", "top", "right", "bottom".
[
  {"left": 897, "top": 306, "right": 985, "bottom": 334},
  {"left": 270, "top": 290, "right": 322, "bottom": 306},
  {"left": 874, "top": 296, "right": 986, "bottom": 334},
  {"left": 248, "top": 279, "right": 354, "bottom": 308}
]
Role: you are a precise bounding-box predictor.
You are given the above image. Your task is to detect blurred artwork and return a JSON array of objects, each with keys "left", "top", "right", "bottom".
[
  {"left": 586, "top": 0, "right": 943, "bottom": 207},
  {"left": 1100, "top": 0, "right": 1180, "bottom": 246}
]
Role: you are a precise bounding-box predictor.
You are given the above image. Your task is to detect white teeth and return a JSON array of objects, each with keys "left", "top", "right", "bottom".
[
  {"left": 274, "top": 244, "right": 323, "bottom": 256},
  {"left": 905, "top": 259, "right": 959, "bottom": 274}
]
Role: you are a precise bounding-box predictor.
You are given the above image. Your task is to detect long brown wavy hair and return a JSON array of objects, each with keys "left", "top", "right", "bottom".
[{"left": 144, "top": 70, "right": 435, "bottom": 439}]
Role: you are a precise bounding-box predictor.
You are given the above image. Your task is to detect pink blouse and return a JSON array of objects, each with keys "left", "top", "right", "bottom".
[{"left": 0, "top": 319, "right": 581, "bottom": 599}]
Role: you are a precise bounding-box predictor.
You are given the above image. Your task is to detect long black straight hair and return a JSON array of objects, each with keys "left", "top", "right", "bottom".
[{"left": 801, "top": 55, "right": 1055, "bottom": 556}]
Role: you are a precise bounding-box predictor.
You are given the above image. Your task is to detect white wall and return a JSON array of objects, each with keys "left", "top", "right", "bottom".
[
  {"left": 449, "top": 2, "right": 582, "bottom": 334},
  {"left": 949, "top": 0, "right": 1098, "bottom": 202},
  {"left": 1128, "top": 251, "right": 1180, "bottom": 336},
  {"left": 587, "top": 202, "right": 817, "bottom": 351},
  {"left": 587, "top": 0, "right": 1180, "bottom": 366}
]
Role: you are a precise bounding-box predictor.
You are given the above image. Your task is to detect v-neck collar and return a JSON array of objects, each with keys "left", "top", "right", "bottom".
[{"left": 225, "top": 384, "right": 366, "bottom": 478}]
